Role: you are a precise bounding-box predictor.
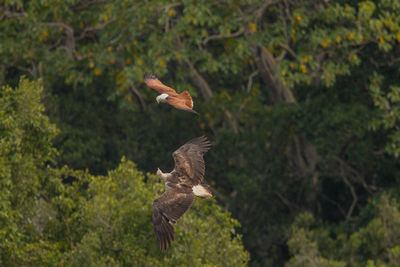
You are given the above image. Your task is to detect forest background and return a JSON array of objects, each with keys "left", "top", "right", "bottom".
[{"left": 1, "top": 0, "right": 400, "bottom": 266}]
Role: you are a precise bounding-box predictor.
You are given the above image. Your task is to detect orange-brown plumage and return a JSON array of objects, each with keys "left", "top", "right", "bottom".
[{"left": 144, "top": 73, "right": 197, "bottom": 114}]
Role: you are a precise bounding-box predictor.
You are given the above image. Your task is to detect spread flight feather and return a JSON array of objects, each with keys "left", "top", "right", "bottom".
[{"left": 152, "top": 136, "right": 213, "bottom": 250}]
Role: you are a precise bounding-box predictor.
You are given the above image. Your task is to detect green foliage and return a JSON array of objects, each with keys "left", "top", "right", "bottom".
[
  {"left": 0, "top": 79, "right": 249, "bottom": 266},
  {"left": 0, "top": 77, "right": 58, "bottom": 209},
  {"left": 2, "top": 0, "right": 400, "bottom": 265},
  {"left": 287, "top": 194, "right": 400, "bottom": 267},
  {"left": 66, "top": 158, "right": 249, "bottom": 266},
  {"left": 0, "top": 78, "right": 61, "bottom": 266},
  {"left": 369, "top": 72, "right": 400, "bottom": 157}
]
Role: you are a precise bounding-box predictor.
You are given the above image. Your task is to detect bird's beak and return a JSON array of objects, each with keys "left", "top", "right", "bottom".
[{"left": 156, "top": 98, "right": 160, "bottom": 104}]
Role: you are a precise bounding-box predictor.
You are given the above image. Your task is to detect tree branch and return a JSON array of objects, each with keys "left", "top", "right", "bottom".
[
  {"left": 129, "top": 85, "right": 146, "bottom": 112},
  {"left": 185, "top": 60, "right": 239, "bottom": 133},
  {"left": 70, "top": 0, "right": 108, "bottom": 11},
  {"left": 255, "top": 45, "right": 297, "bottom": 103},
  {"left": 237, "top": 70, "right": 258, "bottom": 116},
  {"left": 246, "top": 70, "right": 258, "bottom": 93},
  {"left": 275, "top": 191, "right": 298, "bottom": 213},
  {"left": 77, "top": 19, "right": 116, "bottom": 40},
  {"left": 319, "top": 192, "right": 347, "bottom": 218},
  {"left": 17, "top": 65, "right": 34, "bottom": 76},
  {"left": 333, "top": 156, "right": 374, "bottom": 194},
  {"left": 0, "top": 10, "right": 27, "bottom": 20},
  {"left": 340, "top": 165, "right": 358, "bottom": 221},
  {"left": 202, "top": 27, "right": 245, "bottom": 45},
  {"left": 278, "top": 43, "right": 300, "bottom": 62},
  {"left": 162, "top": 2, "right": 181, "bottom": 11},
  {"left": 46, "top": 22, "right": 76, "bottom": 58},
  {"left": 186, "top": 60, "right": 213, "bottom": 102},
  {"left": 254, "top": 0, "right": 279, "bottom": 22},
  {"left": 252, "top": 43, "right": 319, "bottom": 181}
]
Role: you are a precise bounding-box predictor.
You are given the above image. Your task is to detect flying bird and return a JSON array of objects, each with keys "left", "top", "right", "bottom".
[
  {"left": 152, "top": 136, "right": 213, "bottom": 250},
  {"left": 144, "top": 73, "right": 198, "bottom": 114}
]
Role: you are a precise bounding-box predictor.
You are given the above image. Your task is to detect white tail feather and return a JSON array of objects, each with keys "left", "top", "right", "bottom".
[{"left": 192, "top": 185, "right": 212, "bottom": 199}]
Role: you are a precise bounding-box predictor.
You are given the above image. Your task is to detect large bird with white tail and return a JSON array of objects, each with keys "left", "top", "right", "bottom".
[{"left": 152, "top": 136, "right": 213, "bottom": 250}]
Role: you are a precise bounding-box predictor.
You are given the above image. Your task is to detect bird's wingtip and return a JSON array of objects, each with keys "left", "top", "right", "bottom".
[
  {"left": 189, "top": 109, "right": 199, "bottom": 115},
  {"left": 144, "top": 72, "right": 157, "bottom": 81}
]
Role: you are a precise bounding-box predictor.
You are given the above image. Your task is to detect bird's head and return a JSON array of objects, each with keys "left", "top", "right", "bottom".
[{"left": 156, "top": 93, "right": 169, "bottom": 104}]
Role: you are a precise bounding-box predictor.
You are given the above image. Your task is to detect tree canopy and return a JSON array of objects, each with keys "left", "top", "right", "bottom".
[
  {"left": 0, "top": 79, "right": 249, "bottom": 266},
  {"left": 2, "top": 0, "right": 400, "bottom": 265}
]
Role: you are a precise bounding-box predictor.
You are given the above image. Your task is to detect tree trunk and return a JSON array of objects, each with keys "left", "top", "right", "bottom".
[
  {"left": 186, "top": 61, "right": 239, "bottom": 133},
  {"left": 254, "top": 45, "right": 319, "bottom": 178}
]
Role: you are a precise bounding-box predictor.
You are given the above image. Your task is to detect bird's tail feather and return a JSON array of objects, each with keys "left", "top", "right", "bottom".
[
  {"left": 180, "top": 90, "right": 194, "bottom": 109},
  {"left": 193, "top": 184, "right": 213, "bottom": 199}
]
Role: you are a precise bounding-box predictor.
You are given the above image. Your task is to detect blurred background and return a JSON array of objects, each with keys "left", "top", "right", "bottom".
[{"left": 2, "top": 0, "right": 400, "bottom": 266}]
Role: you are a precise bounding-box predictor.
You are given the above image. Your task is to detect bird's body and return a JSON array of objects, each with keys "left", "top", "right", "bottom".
[
  {"left": 144, "top": 73, "right": 198, "bottom": 114},
  {"left": 152, "top": 136, "right": 212, "bottom": 250}
]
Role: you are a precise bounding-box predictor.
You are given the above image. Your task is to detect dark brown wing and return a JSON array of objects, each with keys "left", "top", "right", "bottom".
[
  {"left": 144, "top": 73, "right": 178, "bottom": 95},
  {"left": 172, "top": 136, "right": 211, "bottom": 184},
  {"left": 152, "top": 185, "right": 194, "bottom": 250},
  {"left": 167, "top": 96, "right": 198, "bottom": 114},
  {"left": 152, "top": 209, "right": 174, "bottom": 250}
]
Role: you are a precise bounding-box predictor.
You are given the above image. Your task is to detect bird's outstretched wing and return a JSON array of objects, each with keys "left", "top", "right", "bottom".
[
  {"left": 166, "top": 96, "right": 198, "bottom": 114},
  {"left": 144, "top": 73, "right": 177, "bottom": 95},
  {"left": 152, "top": 185, "right": 194, "bottom": 250},
  {"left": 172, "top": 136, "right": 211, "bottom": 184}
]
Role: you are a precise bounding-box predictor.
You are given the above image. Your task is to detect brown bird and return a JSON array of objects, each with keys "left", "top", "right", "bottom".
[
  {"left": 152, "top": 136, "right": 213, "bottom": 250},
  {"left": 144, "top": 73, "right": 198, "bottom": 114}
]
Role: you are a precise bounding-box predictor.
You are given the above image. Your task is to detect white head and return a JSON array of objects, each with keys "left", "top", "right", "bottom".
[
  {"left": 156, "top": 168, "right": 162, "bottom": 177},
  {"left": 156, "top": 168, "right": 169, "bottom": 182},
  {"left": 156, "top": 93, "right": 169, "bottom": 104}
]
